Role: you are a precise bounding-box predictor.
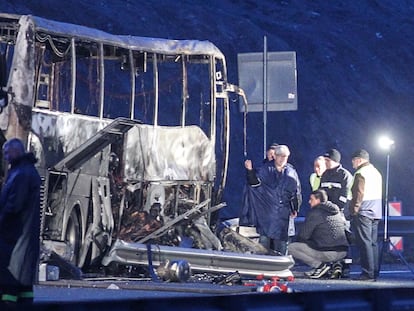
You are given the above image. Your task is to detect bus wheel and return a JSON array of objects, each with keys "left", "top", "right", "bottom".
[{"left": 65, "top": 208, "right": 81, "bottom": 266}]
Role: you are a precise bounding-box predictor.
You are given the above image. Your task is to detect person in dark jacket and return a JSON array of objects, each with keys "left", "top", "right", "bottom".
[
  {"left": 241, "top": 144, "right": 302, "bottom": 255},
  {"left": 320, "top": 148, "right": 353, "bottom": 213},
  {"left": 289, "top": 189, "right": 349, "bottom": 279},
  {"left": 0, "top": 138, "right": 41, "bottom": 306}
]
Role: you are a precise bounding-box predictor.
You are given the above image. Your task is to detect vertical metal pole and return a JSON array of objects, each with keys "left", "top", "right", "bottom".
[
  {"left": 153, "top": 53, "right": 158, "bottom": 126},
  {"left": 383, "top": 152, "right": 390, "bottom": 241},
  {"left": 263, "top": 36, "right": 268, "bottom": 159},
  {"left": 99, "top": 43, "right": 105, "bottom": 119},
  {"left": 70, "top": 38, "right": 76, "bottom": 114},
  {"left": 181, "top": 57, "right": 187, "bottom": 127},
  {"left": 379, "top": 148, "right": 414, "bottom": 275},
  {"left": 129, "top": 50, "right": 136, "bottom": 120}
]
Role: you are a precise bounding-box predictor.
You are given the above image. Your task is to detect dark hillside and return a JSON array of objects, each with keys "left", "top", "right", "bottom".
[{"left": 1, "top": 0, "right": 414, "bottom": 222}]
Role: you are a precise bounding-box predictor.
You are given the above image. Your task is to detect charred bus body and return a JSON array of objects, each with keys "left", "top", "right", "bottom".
[{"left": 0, "top": 13, "right": 294, "bottom": 278}]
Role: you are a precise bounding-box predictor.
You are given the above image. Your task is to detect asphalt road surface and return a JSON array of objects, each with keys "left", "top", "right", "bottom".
[{"left": 34, "top": 263, "right": 414, "bottom": 303}]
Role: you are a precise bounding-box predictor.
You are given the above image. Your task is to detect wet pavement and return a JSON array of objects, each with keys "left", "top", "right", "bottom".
[{"left": 33, "top": 263, "right": 414, "bottom": 303}]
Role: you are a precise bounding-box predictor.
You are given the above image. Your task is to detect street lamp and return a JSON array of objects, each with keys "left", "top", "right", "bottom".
[
  {"left": 378, "top": 136, "right": 395, "bottom": 151},
  {"left": 377, "top": 136, "right": 414, "bottom": 275}
]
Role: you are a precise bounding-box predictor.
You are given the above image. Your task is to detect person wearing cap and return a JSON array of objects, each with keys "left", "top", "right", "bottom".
[
  {"left": 319, "top": 149, "right": 353, "bottom": 213},
  {"left": 309, "top": 156, "right": 326, "bottom": 191},
  {"left": 241, "top": 144, "right": 302, "bottom": 255},
  {"left": 349, "top": 149, "right": 382, "bottom": 281}
]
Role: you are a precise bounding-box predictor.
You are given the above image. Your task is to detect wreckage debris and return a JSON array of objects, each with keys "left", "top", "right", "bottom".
[
  {"left": 156, "top": 260, "right": 192, "bottom": 282},
  {"left": 244, "top": 275, "right": 295, "bottom": 293}
]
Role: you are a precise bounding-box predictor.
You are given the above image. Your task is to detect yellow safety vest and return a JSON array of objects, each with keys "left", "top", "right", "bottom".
[{"left": 309, "top": 173, "right": 321, "bottom": 191}]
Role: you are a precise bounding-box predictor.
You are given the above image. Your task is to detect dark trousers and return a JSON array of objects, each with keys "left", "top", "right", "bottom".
[
  {"left": 353, "top": 214, "right": 379, "bottom": 278},
  {"left": 259, "top": 236, "right": 288, "bottom": 255},
  {"left": 0, "top": 248, "right": 34, "bottom": 306}
]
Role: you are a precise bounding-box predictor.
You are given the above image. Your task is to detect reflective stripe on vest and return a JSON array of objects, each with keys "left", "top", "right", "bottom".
[
  {"left": 320, "top": 181, "right": 342, "bottom": 189},
  {"left": 1, "top": 294, "right": 18, "bottom": 302}
]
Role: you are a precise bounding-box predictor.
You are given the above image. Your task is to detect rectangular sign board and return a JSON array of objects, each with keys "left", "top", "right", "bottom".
[{"left": 238, "top": 51, "right": 297, "bottom": 112}]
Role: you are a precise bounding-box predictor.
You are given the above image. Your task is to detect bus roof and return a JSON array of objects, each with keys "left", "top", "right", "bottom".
[{"left": 1, "top": 13, "right": 225, "bottom": 59}]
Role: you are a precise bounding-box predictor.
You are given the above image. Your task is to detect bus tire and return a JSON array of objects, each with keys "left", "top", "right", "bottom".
[{"left": 65, "top": 208, "right": 81, "bottom": 267}]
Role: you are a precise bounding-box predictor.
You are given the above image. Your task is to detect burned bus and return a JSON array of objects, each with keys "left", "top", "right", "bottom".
[{"left": 0, "top": 13, "right": 294, "bottom": 278}]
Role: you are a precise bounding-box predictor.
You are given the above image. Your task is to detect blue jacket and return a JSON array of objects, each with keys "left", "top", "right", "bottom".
[
  {"left": 240, "top": 162, "right": 301, "bottom": 241},
  {"left": 0, "top": 153, "right": 41, "bottom": 286}
]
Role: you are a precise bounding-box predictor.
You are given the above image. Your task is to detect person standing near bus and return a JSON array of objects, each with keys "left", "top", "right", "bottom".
[
  {"left": 310, "top": 156, "right": 326, "bottom": 191},
  {"left": 349, "top": 149, "right": 382, "bottom": 281},
  {"left": 320, "top": 149, "right": 353, "bottom": 213},
  {"left": 0, "top": 138, "right": 41, "bottom": 306},
  {"left": 241, "top": 144, "right": 302, "bottom": 255}
]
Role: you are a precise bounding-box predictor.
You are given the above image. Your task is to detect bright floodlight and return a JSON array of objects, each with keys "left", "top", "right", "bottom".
[{"left": 378, "top": 136, "right": 395, "bottom": 150}]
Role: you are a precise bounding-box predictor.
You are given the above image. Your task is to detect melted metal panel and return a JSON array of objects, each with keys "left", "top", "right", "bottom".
[
  {"left": 124, "top": 125, "right": 215, "bottom": 182},
  {"left": 31, "top": 110, "right": 110, "bottom": 169},
  {"left": 31, "top": 111, "right": 215, "bottom": 185}
]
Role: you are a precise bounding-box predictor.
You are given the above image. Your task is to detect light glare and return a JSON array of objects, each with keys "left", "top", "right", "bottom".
[{"left": 378, "top": 136, "right": 395, "bottom": 150}]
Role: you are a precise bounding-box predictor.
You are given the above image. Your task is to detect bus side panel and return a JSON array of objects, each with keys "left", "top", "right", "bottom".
[{"left": 124, "top": 125, "right": 216, "bottom": 182}]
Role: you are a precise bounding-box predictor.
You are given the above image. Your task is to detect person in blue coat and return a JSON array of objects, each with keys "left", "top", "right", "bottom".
[
  {"left": 0, "top": 138, "right": 41, "bottom": 306},
  {"left": 240, "top": 145, "right": 302, "bottom": 255}
]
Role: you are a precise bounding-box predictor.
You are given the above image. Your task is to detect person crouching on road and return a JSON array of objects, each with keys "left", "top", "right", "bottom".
[{"left": 289, "top": 189, "right": 349, "bottom": 279}]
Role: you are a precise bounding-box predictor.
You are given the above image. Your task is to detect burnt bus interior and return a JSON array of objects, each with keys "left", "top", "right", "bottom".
[
  {"left": 0, "top": 14, "right": 296, "bottom": 279},
  {"left": 35, "top": 38, "right": 217, "bottom": 130},
  {"left": 0, "top": 14, "right": 232, "bottom": 271}
]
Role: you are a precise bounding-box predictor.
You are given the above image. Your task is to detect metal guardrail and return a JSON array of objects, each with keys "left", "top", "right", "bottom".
[
  {"left": 22, "top": 216, "right": 414, "bottom": 310},
  {"left": 378, "top": 216, "right": 414, "bottom": 236}
]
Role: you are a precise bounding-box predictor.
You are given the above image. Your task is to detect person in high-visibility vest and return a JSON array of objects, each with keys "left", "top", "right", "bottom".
[
  {"left": 349, "top": 149, "right": 382, "bottom": 281},
  {"left": 309, "top": 156, "right": 326, "bottom": 191}
]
